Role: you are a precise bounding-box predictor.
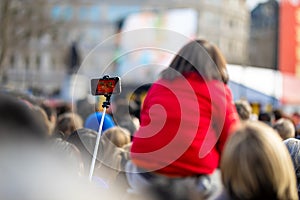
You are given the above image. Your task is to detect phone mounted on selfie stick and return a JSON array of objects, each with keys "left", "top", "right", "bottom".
[{"left": 88, "top": 75, "right": 121, "bottom": 181}]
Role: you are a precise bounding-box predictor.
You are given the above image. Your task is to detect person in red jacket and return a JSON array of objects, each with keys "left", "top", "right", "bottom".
[{"left": 126, "top": 39, "right": 240, "bottom": 199}]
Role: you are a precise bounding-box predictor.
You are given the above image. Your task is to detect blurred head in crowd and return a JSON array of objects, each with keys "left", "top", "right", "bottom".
[
  {"left": 284, "top": 138, "right": 300, "bottom": 198},
  {"left": 292, "top": 112, "right": 300, "bottom": 125},
  {"left": 0, "top": 93, "right": 47, "bottom": 143},
  {"left": 32, "top": 105, "right": 51, "bottom": 136},
  {"left": 273, "top": 109, "right": 284, "bottom": 121},
  {"left": 161, "top": 39, "right": 228, "bottom": 84},
  {"left": 55, "top": 112, "right": 83, "bottom": 140},
  {"left": 40, "top": 103, "right": 57, "bottom": 134},
  {"left": 95, "top": 127, "right": 131, "bottom": 183},
  {"left": 235, "top": 100, "right": 252, "bottom": 121},
  {"left": 221, "top": 121, "right": 298, "bottom": 200},
  {"left": 273, "top": 118, "right": 295, "bottom": 140},
  {"left": 56, "top": 102, "right": 73, "bottom": 117},
  {"left": 258, "top": 112, "right": 273, "bottom": 126},
  {"left": 102, "top": 126, "right": 131, "bottom": 148}
]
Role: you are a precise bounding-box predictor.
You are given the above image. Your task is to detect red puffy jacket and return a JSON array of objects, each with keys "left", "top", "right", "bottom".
[{"left": 131, "top": 72, "right": 239, "bottom": 177}]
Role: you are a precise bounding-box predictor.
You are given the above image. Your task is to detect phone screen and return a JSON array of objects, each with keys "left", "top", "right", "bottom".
[{"left": 91, "top": 77, "right": 121, "bottom": 95}]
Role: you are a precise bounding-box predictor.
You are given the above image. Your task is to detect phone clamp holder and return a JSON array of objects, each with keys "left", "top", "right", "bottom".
[{"left": 102, "top": 94, "right": 111, "bottom": 108}]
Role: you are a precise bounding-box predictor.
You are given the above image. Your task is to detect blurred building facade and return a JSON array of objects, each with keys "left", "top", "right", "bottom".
[
  {"left": 2, "top": 0, "right": 250, "bottom": 96},
  {"left": 197, "top": 0, "right": 249, "bottom": 65},
  {"left": 1, "top": 0, "right": 66, "bottom": 95},
  {"left": 248, "top": 0, "right": 279, "bottom": 69}
]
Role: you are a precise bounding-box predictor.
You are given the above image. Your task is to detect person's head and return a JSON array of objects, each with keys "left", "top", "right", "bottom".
[
  {"left": 221, "top": 121, "right": 298, "bottom": 200},
  {"left": 235, "top": 100, "right": 252, "bottom": 121},
  {"left": 56, "top": 102, "right": 73, "bottom": 117},
  {"left": 273, "top": 109, "right": 284, "bottom": 121},
  {"left": 32, "top": 105, "right": 51, "bottom": 136},
  {"left": 55, "top": 112, "right": 83, "bottom": 140},
  {"left": 273, "top": 118, "right": 295, "bottom": 140},
  {"left": 161, "top": 39, "right": 228, "bottom": 84},
  {"left": 40, "top": 103, "right": 57, "bottom": 133},
  {"left": 102, "top": 127, "right": 131, "bottom": 148},
  {"left": 0, "top": 93, "right": 47, "bottom": 143},
  {"left": 258, "top": 112, "right": 273, "bottom": 126},
  {"left": 284, "top": 138, "right": 300, "bottom": 197}
]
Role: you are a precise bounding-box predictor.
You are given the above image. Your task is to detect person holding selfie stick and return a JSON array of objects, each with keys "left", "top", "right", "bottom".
[
  {"left": 127, "top": 40, "right": 239, "bottom": 199},
  {"left": 88, "top": 76, "right": 121, "bottom": 181}
]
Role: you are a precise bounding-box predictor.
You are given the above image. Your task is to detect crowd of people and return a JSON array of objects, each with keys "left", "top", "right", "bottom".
[{"left": 1, "top": 39, "right": 300, "bottom": 200}]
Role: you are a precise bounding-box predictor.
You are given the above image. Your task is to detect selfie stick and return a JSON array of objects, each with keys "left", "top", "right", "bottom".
[{"left": 88, "top": 93, "right": 111, "bottom": 181}]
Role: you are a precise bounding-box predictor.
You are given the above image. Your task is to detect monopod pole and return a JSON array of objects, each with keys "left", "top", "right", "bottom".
[{"left": 88, "top": 106, "right": 107, "bottom": 181}]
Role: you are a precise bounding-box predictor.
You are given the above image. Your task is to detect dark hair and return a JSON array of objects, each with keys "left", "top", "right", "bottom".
[
  {"left": 273, "top": 109, "right": 284, "bottom": 121},
  {"left": 161, "top": 39, "right": 228, "bottom": 84},
  {"left": 147, "top": 178, "right": 199, "bottom": 200},
  {"left": 55, "top": 112, "right": 83, "bottom": 140},
  {"left": 40, "top": 103, "right": 56, "bottom": 121},
  {"left": 258, "top": 112, "right": 273, "bottom": 126},
  {"left": 0, "top": 93, "right": 47, "bottom": 142},
  {"left": 56, "top": 102, "right": 72, "bottom": 117}
]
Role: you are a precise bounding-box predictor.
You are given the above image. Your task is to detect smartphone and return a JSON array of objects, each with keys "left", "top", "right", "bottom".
[{"left": 91, "top": 76, "right": 121, "bottom": 96}]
